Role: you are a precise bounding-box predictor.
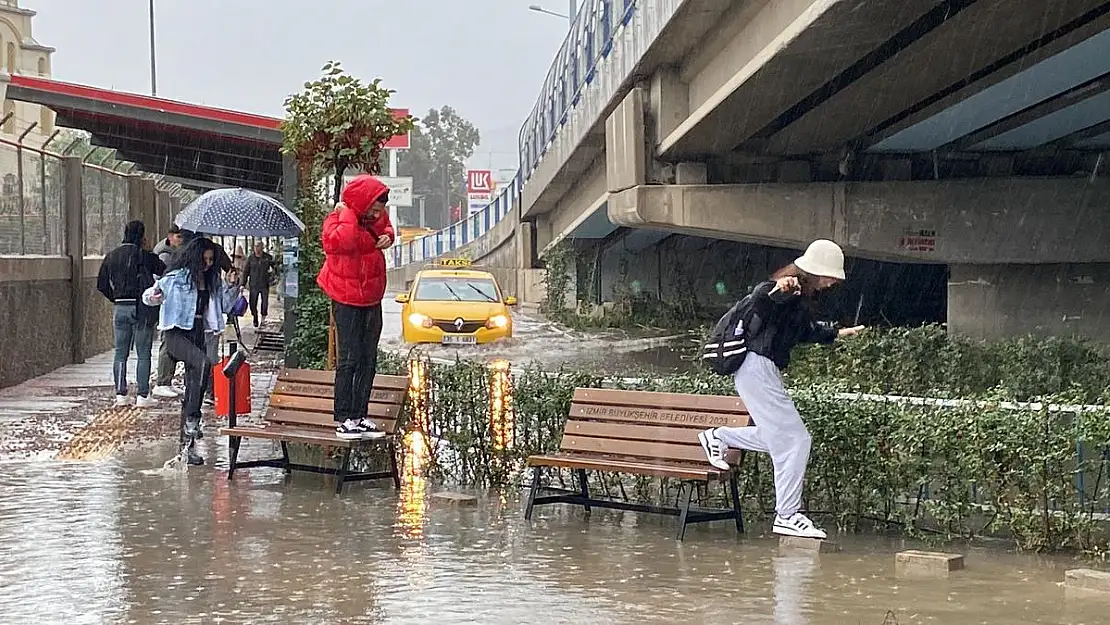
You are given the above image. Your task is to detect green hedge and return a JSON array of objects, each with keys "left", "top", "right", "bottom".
[
  {"left": 397, "top": 341, "right": 1110, "bottom": 554},
  {"left": 789, "top": 324, "right": 1110, "bottom": 404}
]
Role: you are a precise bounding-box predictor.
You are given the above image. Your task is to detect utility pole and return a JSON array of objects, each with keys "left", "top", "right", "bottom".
[{"left": 149, "top": 0, "right": 158, "bottom": 95}]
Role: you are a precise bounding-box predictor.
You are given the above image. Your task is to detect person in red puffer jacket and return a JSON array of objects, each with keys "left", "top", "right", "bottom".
[{"left": 317, "top": 174, "right": 395, "bottom": 440}]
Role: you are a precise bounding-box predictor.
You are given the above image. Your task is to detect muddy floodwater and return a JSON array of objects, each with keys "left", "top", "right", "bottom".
[{"left": 1, "top": 436, "right": 1107, "bottom": 625}]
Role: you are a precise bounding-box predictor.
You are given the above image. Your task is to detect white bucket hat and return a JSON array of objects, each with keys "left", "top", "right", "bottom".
[{"left": 794, "top": 239, "right": 845, "bottom": 280}]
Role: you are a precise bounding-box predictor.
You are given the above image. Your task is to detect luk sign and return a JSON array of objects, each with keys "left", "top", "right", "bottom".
[{"left": 467, "top": 170, "right": 493, "bottom": 195}]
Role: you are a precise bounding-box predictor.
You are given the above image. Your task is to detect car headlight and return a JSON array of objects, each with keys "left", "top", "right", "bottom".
[
  {"left": 408, "top": 313, "right": 433, "bottom": 328},
  {"left": 486, "top": 314, "right": 509, "bottom": 329}
]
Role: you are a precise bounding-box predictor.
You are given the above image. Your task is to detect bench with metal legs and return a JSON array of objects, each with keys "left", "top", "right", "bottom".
[
  {"left": 220, "top": 369, "right": 408, "bottom": 494},
  {"left": 524, "top": 388, "right": 751, "bottom": 540}
]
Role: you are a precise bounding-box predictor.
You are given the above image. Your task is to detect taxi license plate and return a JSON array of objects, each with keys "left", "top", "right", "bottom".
[{"left": 442, "top": 335, "right": 476, "bottom": 346}]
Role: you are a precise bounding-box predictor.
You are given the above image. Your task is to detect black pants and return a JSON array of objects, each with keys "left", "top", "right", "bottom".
[
  {"left": 165, "top": 324, "right": 212, "bottom": 434},
  {"left": 333, "top": 303, "right": 383, "bottom": 423},
  {"left": 249, "top": 287, "right": 269, "bottom": 321}
]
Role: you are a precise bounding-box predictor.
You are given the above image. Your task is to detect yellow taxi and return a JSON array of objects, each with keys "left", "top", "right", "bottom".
[{"left": 395, "top": 260, "right": 517, "bottom": 345}]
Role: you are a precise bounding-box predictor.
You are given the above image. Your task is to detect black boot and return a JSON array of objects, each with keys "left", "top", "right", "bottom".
[
  {"left": 183, "top": 416, "right": 205, "bottom": 465},
  {"left": 184, "top": 442, "right": 205, "bottom": 466}
]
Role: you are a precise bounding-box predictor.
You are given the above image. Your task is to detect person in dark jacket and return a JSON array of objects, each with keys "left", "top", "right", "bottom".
[
  {"left": 242, "top": 241, "right": 274, "bottom": 327},
  {"left": 317, "top": 175, "right": 394, "bottom": 440},
  {"left": 152, "top": 225, "right": 187, "bottom": 399},
  {"left": 97, "top": 220, "right": 166, "bottom": 408},
  {"left": 698, "top": 240, "right": 864, "bottom": 540}
]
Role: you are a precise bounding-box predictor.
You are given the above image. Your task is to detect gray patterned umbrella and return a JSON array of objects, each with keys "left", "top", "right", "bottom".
[{"left": 174, "top": 188, "right": 305, "bottom": 237}]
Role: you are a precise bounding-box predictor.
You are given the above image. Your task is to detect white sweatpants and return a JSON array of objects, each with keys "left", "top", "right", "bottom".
[{"left": 713, "top": 353, "right": 811, "bottom": 518}]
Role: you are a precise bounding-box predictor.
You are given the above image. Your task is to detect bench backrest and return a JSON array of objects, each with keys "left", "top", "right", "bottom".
[
  {"left": 267, "top": 368, "right": 409, "bottom": 434},
  {"left": 561, "top": 388, "right": 750, "bottom": 465}
]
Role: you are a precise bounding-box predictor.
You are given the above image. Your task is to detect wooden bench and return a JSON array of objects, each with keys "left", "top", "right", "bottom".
[
  {"left": 524, "top": 388, "right": 750, "bottom": 540},
  {"left": 219, "top": 368, "right": 409, "bottom": 494}
]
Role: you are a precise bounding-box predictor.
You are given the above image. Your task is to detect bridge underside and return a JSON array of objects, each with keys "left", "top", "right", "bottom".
[
  {"left": 532, "top": 0, "right": 1110, "bottom": 248},
  {"left": 515, "top": 0, "right": 1110, "bottom": 341}
]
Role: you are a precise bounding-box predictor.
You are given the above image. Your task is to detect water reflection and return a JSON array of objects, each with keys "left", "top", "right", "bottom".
[
  {"left": 397, "top": 431, "right": 429, "bottom": 539},
  {"left": 772, "top": 551, "right": 818, "bottom": 625},
  {"left": 1, "top": 442, "right": 1109, "bottom": 624}
]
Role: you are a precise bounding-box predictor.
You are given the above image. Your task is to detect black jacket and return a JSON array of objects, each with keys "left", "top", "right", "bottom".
[
  {"left": 745, "top": 281, "right": 837, "bottom": 370},
  {"left": 242, "top": 252, "right": 273, "bottom": 291},
  {"left": 97, "top": 243, "right": 166, "bottom": 304}
]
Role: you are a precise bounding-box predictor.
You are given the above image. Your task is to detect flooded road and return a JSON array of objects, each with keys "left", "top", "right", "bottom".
[
  {"left": 378, "top": 297, "right": 696, "bottom": 374},
  {"left": 1, "top": 439, "right": 1107, "bottom": 625}
]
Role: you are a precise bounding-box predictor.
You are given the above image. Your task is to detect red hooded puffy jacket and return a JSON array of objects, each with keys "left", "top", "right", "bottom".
[{"left": 316, "top": 175, "right": 395, "bottom": 307}]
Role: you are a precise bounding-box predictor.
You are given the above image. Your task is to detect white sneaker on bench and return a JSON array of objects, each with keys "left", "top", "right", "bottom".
[
  {"left": 698, "top": 428, "right": 731, "bottom": 471},
  {"left": 358, "top": 418, "right": 387, "bottom": 440},
  {"left": 773, "top": 513, "right": 827, "bottom": 539},
  {"left": 336, "top": 419, "right": 364, "bottom": 440}
]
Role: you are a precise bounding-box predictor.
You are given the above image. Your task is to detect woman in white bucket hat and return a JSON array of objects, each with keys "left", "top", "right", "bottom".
[{"left": 698, "top": 239, "right": 864, "bottom": 539}]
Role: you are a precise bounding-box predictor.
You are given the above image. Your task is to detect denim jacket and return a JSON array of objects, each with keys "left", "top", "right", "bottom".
[{"left": 143, "top": 269, "right": 241, "bottom": 332}]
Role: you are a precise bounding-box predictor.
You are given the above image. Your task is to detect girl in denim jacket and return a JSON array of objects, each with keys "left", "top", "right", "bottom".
[{"left": 144, "top": 237, "right": 241, "bottom": 465}]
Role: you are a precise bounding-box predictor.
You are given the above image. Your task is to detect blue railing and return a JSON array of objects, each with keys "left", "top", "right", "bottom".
[{"left": 388, "top": 175, "right": 522, "bottom": 269}]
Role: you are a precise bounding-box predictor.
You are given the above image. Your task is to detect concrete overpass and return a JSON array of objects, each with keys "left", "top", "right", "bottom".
[{"left": 499, "top": 0, "right": 1110, "bottom": 339}]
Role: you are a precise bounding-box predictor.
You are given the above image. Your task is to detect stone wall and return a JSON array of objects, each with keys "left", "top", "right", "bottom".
[{"left": 0, "top": 258, "right": 111, "bottom": 389}]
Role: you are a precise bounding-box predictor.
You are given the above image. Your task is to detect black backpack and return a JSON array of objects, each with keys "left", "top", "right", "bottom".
[{"left": 702, "top": 292, "right": 764, "bottom": 375}]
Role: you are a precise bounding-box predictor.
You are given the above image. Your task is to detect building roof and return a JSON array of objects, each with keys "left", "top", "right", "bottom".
[{"left": 4, "top": 75, "right": 410, "bottom": 195}]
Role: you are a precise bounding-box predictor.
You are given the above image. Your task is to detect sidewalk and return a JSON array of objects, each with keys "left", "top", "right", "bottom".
[{"left": 0, "top": 296, "right": 285, "bottom": 461}]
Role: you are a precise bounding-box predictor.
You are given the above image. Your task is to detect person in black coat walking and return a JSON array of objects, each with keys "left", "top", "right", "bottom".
[
  {"left": 241, "top": 241, "right": 274, "bottom": 327},
  {"left": 96, "top": 220, "right": 165, "bottom": 408}
]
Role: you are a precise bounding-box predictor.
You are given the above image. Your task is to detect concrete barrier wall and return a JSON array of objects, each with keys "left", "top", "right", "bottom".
[{"left": 0, "top": 256, "right": 111, "bottom": 388}]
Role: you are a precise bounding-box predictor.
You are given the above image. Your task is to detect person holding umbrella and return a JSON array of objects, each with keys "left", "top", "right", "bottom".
[
  {"left": 317, "top": 175, "right": 394, "bottom": 440},
  {"left": 143, "top": 237, "right": 242, "bottom": 465}
]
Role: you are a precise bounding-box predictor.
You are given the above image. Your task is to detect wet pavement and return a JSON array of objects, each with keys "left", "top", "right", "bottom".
[
  {"left": 378, "top": 297, "right": 695, "bottom": 374},
  {"left": 1, "top": 438, "right": 1108, "bottom": 625},
  {"left": 4, "top": 296, "right": 1109, "bottom": 624},
  {"left": 0, "top": 298, "right": 283, "bottom": 462}
]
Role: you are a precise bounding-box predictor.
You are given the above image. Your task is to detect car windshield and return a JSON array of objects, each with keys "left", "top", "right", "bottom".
[{"left": 414, "top": 277, "right": 499, "bottom": 302}]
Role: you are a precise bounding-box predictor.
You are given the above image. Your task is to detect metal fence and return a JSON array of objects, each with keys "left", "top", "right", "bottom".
[
  {"left": 0, "top": 137, "right": 136, "bottom": 257},
  {"left": 82, "top": 163, "right": 132, "bottom": 256},
  {"left": 0, "top": 139, "right": 66, "bottom": 255}
]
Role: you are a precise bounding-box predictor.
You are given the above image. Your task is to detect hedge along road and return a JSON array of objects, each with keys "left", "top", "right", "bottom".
[
  {"left": 378, "top": 296, "right": 693, "bottom": 374},
  {"left": 377, "top": 298, "right": 1110, "bottom": 417}
]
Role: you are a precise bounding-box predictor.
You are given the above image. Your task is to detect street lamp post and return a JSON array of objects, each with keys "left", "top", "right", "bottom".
[
  {"left": 148, "top": 0, "right": 158, "bottom": 96},
  {"left": 529, "top": 1, "right": 576, "bottom": 21}
]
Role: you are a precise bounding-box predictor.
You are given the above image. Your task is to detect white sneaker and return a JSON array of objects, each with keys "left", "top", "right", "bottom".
[
  {"left": 698, "top": 428, "right": 731, "bottom": 471},
  {"left": 358, "top": 418, "right": 388, "bottom": 440},
  {"left": 136, "top": 395, "right": 158, "bottom": 409},
  {"left": 152, "top": 385, "right": 181, "bottom": 399},
  {"left": 773, "top": 513, "right": 827, "bottom": 539},
  {"left": 114, "top": 395, "right": 132, "bottom": 408}
]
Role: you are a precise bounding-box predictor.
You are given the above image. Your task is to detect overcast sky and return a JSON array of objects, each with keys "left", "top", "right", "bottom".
[{"left": 32, "top": 0, "right": 573, "bottom": 170}]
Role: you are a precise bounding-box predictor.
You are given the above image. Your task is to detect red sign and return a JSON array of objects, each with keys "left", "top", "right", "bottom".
[
  {"left": 384, "top": 108, "right": 411, "bottom": 149},
  {"left": 467, "top": 169, "right": 493, "bottom": 194}
]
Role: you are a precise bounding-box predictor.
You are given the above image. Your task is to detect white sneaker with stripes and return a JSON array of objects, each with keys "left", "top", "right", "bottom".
[
  {"left": 773, "top": 513, "right": 827, "bottom": 539},
  {"left": 697, "top": 428, "right": 731, "bottom": 471}
]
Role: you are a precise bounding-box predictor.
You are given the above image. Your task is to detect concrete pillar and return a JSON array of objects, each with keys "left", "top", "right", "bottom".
[
  {"left": 675, "top": 162, "right": 707, "bottom": 185},
  {"left": 649, "top": 65, "right": 689, "bottom": 144},
  {"left": 281, "top": 152, "right": 299, "bottom": 366},
  {"left": 605, "top": 87, "right": 647, "bottom": 193},
  {"left": 948, "top": 263, "right": 1110, "bottom": 342},
  {"left": 516, "top": 221, "right": 536, "bottom": 270},
  {"left": 127, "top": 175, "right": 157, "bottom": 238},
  {"left": 163, "top": 195, "right": 178, "bottom": 237},
  {"left": 63, "top": 156, "right": 86, "bottom": 364}
]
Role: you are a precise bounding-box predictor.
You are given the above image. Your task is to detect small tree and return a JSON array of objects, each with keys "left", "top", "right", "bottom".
[
  {"left": 281, "top": 61, "right": 414, "bottom": 368},
  {"left": 283, "top": 61, "right": 415, "bottom": 203}
]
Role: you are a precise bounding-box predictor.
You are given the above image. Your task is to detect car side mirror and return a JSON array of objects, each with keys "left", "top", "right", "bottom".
[
  {"left": 395, "top": 293, "right": 410, "bottom": 304},
  {"left": 504, "top": 296, "right": 518, "bottom": 306}
]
